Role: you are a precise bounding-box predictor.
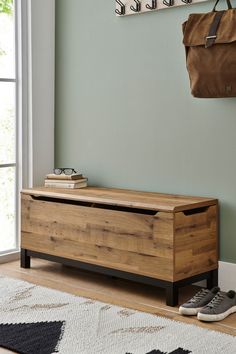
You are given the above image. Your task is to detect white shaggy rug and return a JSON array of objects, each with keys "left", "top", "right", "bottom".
[{"left": 0, "top": 276, "right": 235, "bottom": 354}]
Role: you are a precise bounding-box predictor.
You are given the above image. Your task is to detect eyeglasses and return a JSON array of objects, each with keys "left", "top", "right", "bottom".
[{"left": 53, "top": 168, "right": 77, "bottom": 175}]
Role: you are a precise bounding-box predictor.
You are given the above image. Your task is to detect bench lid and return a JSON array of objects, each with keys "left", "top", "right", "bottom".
[{"left": 21, "top": 187, "right": 217, "bottom": 212}]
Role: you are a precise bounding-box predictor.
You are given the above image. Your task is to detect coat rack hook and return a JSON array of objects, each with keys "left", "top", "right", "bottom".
[
  {"left": 163, "top": 0, "right": 174, "bottom": 6},
  {"left": 146, "top": 0, "right": 157, "bottom": 10},
  {"left": 130, "top": 0, "right": 141, "bottom": 12},
  {"left": 115, "top": 0, "right": 125, "bottom": 15}
]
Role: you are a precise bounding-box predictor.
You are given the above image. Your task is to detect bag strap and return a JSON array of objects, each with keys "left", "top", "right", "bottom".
[
  {"left": 212, "top": 0, "right": 232, "bottom": 11},
  {"left": 206, "top": 0, "right": 233, "bottom": 48},
  {"left": 205, "top": 11, "right": 225, "bottom": 48}
]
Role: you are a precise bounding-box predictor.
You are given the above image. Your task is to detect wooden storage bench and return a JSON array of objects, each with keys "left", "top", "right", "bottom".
[{"left": 21, "top": 187, "right": 219, "bottom": 306}]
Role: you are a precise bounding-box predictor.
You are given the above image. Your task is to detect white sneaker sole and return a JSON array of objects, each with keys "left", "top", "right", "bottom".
[
  {"left": 197, "top": 305, "right": 236, "bottom": 322},
  {"left": 179, "top": 306, "right": 203, "bottom": 316}
]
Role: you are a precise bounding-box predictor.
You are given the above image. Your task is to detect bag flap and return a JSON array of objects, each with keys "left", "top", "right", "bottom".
[{"left": 183, "top": 9, "right": 236, "bottom": 46}]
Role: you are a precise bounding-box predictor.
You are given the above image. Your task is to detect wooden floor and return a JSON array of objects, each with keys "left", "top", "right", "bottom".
[{"left": 0, "top": 259, "right": 236, "bottom": 353}]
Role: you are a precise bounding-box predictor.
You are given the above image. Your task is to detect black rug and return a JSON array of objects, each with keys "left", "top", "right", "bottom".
[
  {"left": 127, "top": 349, "right": 191, "bottom": 354},
  {"left": 0, "top": 321, "right": 64, "bottom": 354}
]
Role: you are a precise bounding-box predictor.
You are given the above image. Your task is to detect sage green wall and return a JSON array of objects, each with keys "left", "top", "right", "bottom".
[{"left": 55, "top": 0, "right": 236, "bottom": 263}]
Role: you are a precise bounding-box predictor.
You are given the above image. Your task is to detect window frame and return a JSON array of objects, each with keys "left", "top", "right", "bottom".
[
  {"left": 0, "top": 0, "right": 55, "bottom": 262},
  {"left": 0, "top": 0, "right": 21, "bottom": 259}
]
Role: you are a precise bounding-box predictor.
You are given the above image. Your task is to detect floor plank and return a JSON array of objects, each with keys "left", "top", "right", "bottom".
[{"left": 0, "top": 259, "right": 235, "bottom": 340}]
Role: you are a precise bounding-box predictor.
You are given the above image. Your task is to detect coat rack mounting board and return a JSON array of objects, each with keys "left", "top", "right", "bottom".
[{"left": 115, "top": 0, "right": 210, "bottom": 16}]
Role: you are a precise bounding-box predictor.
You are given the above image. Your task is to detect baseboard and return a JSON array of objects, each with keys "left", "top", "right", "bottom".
[
  {"left": 0, "top": 251, "right": 20, "bottom": 264},
  {"left": 219, "top": 261, "right": 236, "bottom": 291},
  {"left": 195, "top": 261, "right": 236, "bottom": 290}
]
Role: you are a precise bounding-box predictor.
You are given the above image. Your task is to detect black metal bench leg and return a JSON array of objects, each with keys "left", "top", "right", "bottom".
[
  {"left": 21, "top": 248, "right": 31, "bottom": 268},
  {"left": 166, "top": 283, "right": 178, "bottom": 306},
  {"left": 207, "top": 269, "right": 218, "bottom": 289}
]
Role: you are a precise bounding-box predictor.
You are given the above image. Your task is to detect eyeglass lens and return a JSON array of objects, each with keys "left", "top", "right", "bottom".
[{"left": 53, "top": 168, "right": 77, "bottom": 175}]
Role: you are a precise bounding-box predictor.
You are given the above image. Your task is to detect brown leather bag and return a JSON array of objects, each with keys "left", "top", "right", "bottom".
[{"left": 183, "top": 0, "right": 236, "bottom": 98}]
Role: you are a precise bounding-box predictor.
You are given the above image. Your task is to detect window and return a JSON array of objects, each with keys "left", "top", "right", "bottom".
[{"left": 0, "top": 0, "right": 18, "bottom": 255}]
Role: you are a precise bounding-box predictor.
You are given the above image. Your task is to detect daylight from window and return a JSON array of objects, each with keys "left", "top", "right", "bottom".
[{"left": 0, "top": 0, "right": 16, "bottom": 253}]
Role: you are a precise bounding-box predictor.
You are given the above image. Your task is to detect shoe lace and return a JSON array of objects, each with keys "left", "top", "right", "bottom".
[
  {"left": 188, "top": 289, "right": 209, "bottom": 304},
  {"left": 206, "top": 293, "right": 224, "bottom": 309}
]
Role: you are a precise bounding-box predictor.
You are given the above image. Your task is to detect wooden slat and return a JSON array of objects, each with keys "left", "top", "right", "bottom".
[
  {"left": 21, "top": 186, "right": 217, "bottom": 212},
  {"left": 21, "top": 196, "right": 174, "bottom": 281},
  {"left": 174, "top": 205, "right": 218, "bottom": 281},
  {"left": 21, "top": 232, "right": 173, "bottom": 281}
]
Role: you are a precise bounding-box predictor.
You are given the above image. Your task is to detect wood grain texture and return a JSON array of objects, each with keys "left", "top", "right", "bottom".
[
  {"left": 21, "top": 194, "right": 174, "bottom": 280},
  {"left": 174, "top": 205, "right": 218, "bottom": 281},
  {"left": 21, "top": 186, "right": 217, "bottom": 212},
  {"left": 21, "top": 188, "right": 218, "bottom": 283}
]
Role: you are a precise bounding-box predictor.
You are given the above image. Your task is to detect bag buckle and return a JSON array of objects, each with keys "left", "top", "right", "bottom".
[{"left": 205, "top": 35, "right": 217, "bottom": 48}]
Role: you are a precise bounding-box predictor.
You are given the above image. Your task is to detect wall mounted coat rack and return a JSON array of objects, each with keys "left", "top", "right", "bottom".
[{"left": 115, "top": 0, "right": 209, "bottom": 16}]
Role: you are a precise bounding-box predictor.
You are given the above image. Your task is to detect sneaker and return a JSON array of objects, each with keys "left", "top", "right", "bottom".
[
  {"left": 179, "top": 287, "right": 220, "bottom": 316},
  {"left": 197, "top": 290, "right": 236, "bottom": 322}
]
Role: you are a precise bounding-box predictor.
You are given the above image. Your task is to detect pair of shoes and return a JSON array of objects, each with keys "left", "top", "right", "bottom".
[{"left": 179, "top": 287, "right": 236, "bottom": 322}]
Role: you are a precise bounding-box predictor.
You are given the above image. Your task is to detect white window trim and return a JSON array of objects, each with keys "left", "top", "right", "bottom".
[
  {"left": 18, "top": 0, "right": 33, "bottom": 189},
  {"left": 0, "top": 0, "right": 55, "bottom": 263},
  {"left": 20, "top": 0, "right": 56, "bottom": 188},
  {"left": 0, "top": 0, "right": 21, "bottom": 260}
]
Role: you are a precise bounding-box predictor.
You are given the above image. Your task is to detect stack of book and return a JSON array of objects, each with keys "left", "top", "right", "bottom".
[{"left": 44, "top": 172, "right": 88, "bottom": 189}]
